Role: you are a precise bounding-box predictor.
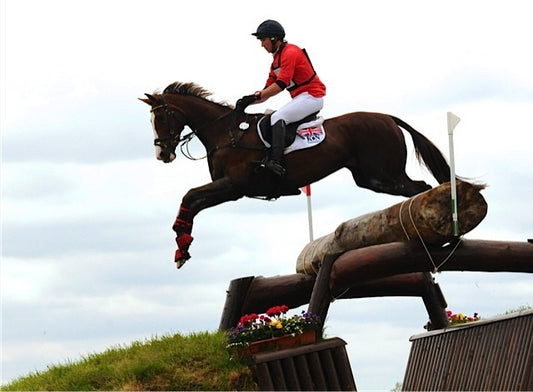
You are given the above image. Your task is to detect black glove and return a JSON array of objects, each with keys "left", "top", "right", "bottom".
[{"left": 235, "top": 94, "right": 257, "bottom": 112}]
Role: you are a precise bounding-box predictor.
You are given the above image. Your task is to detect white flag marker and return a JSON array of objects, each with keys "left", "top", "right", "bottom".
[
  {"left": 302, "top": 185, "right": 314, "bottom": 241},
  {"left": 447, "top": 112, "right": 461, "bottom": 236}
]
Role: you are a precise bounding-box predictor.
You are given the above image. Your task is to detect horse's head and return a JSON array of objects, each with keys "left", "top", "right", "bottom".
[{"left": 139, "top": 93, "right": 187, "bottom": 163}]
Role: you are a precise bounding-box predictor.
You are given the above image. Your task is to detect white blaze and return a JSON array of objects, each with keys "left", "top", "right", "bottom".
[
  {"left": 151, "top": 111, "right": 163, "bottom": 160},
  {"left": 151, "top": 111, "right": 176, "bottom": 162}
]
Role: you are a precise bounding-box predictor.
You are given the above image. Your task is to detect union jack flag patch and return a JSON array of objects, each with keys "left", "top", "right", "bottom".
[{"left": 297, "top": 126, "right": 324, "bottom": 143}]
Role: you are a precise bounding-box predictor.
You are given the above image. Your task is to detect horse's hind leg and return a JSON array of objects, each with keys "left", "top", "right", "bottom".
[
  {"left": 396, "top": 176, "right": 432, "bottom": 197},
  {"left": 349, "top": 168, "right": 431, "bottom": 197}
]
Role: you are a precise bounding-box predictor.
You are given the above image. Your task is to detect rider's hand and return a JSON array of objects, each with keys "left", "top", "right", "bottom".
[{"left": 235, "top": 94, "right": 257, "bottom": 112}]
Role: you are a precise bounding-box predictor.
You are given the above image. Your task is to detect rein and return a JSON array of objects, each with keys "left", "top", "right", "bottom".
[{"left": 154, "top": 95, "right": 266, "bottom": 160}]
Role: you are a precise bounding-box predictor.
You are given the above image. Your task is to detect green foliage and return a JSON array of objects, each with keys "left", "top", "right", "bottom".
[
  {"left": 502, "top": 304, "right": 531, "bottom": 315},
  {"left": 2, "top": 331, "right": 257, "bottom": 391},
  {"left": 390, "top": 381, "right": 403, "bottom": 391}
]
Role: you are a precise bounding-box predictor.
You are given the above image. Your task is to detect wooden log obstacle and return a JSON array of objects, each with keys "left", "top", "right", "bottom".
[
  {"left": 220, "top": 238, "right": 533, "bottom": 332},
  {"left": 297, "top": 181, "right": 487, "bottom": 274},
  {"left": 220, "top": 181, "right": 533, "bottom": 332},
  {"left": 219, "top": 271, "right": 448, "bottom": 331}
]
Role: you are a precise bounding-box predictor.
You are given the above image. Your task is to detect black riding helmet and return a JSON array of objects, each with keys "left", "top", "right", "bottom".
[{"left": 251, "top": 19, "right": 285, "bottom": 40}]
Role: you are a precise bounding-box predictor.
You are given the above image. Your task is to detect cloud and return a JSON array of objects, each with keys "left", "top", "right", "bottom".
[{"left": 2, "top": 85, "right": 153, "bottom": 164}]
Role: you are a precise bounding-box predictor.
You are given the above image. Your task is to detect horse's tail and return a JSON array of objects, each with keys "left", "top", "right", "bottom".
[{"left": 390, "top": 115, "right": 451, "bottom": 184}]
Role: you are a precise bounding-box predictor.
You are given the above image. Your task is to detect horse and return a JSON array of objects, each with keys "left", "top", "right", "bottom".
[{"left": 140, "top": 81, "right": 454, "bottom": 269}]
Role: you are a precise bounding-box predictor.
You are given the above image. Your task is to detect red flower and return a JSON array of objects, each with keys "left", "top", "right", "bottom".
[
  {"left": 238, "top": 313, "right": 259, "bottom": 326},
  {"left": 266, "top": 305, "right": 289, "bottom": 317}
]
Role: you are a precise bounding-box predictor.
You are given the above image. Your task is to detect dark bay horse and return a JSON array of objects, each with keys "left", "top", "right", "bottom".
[{"left": 140, "top": 81, "right": 453, "bottom": 268}]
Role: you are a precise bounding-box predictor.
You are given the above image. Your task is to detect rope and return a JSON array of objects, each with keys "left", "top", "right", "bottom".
[
  {"left": 309, "top": 192, "right": 464, "bottom": 302},
  {"left": 399, "top": 199, "right": 411, "bottom": 240},
  {"left": 331, "top": 287, "right": 351, "bottom": 301},
  {"left": 399, "top": 194, "right": 462, "bottom": 273}
]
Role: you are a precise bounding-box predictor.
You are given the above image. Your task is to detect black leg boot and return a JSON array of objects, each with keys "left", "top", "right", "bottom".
[{"left": 265, "top": 120, "right": 286, "bottom": 176}]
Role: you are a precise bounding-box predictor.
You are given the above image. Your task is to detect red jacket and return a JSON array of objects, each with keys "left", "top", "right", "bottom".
[{"left": 266, "top": 43, "right": 326, "bottom": 98}]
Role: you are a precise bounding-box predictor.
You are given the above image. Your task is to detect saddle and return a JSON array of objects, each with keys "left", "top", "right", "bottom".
[{"left": 258, "top": 112, "right": 320, "bottom": 147}]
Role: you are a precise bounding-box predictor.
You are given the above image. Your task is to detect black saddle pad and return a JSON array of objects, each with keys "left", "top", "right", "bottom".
[{"left": 258, "top": 112, "right": 319, "bottom": 147}]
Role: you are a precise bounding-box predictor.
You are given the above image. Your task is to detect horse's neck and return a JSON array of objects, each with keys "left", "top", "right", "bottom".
[{"left": 180, "top": 97, "right": 232, "bottom": 146}]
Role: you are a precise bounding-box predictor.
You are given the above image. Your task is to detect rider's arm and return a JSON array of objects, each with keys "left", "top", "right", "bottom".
[{"left": 253, "top": 83, "right": 282, "bottom": 103}]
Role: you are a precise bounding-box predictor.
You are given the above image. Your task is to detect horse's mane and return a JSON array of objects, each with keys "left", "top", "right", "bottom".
[{"left": 161, "top": 81, "right": 232, "bottom": 108}]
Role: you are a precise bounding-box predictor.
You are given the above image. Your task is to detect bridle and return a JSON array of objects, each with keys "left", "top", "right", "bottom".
[{"left": 151, "top": 96, "right": 189, "bottom": 160}]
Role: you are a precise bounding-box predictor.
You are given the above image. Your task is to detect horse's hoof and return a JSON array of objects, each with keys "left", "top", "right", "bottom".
[{"left": 174, "top": 248, "right": 190, "bottom": 269}]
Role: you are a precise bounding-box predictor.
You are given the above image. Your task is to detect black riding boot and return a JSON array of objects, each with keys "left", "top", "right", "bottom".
[{"left": 265, "top": 120, "right": 286, "bottom": 176}]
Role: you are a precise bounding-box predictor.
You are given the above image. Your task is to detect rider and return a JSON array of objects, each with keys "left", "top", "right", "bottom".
[{"left": 241, "top": 19, "right": 326, "bottom": 176}]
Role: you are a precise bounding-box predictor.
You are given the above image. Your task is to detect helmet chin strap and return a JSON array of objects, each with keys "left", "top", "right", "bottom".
[{"left": 269, "top": 37, "right": 279, "bottom": 53}]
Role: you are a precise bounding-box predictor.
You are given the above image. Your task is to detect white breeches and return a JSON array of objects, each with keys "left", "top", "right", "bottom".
[{"left": 270, "top": 92, "right": 324, "bottom": 125}]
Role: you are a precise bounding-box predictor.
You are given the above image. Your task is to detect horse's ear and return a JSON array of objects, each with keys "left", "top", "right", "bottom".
[{"left": 139, "top": 93, "right": 158, "bottom": 105}]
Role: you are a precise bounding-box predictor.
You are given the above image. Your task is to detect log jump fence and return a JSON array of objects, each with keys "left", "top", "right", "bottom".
[{"left": 218, "top": 182, "right": 533, "bottom": 391}]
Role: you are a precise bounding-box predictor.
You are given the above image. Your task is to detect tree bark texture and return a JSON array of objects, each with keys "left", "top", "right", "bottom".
[
  {"left": 220, "top": 272, "right": 443, "bottom": 325},
  {"left": 329, "top": 239, "right": 533, "bottom": 291},
  {"left": 297, "top": 181, "right": 487, "bottom": 275},
  {"left": 219, "top": 272, "right": 451, "bottom": 331}
]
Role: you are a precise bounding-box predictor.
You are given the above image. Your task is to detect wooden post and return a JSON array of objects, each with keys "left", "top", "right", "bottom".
[
  {"left": 420, "top": 272, "right": 449, "bottom": 329},
  {"left": 308, "top": 252, "right": 343, "bottom": 339},
  {"left": 219, "top": 276, "right": 255, "bottom": 330}
]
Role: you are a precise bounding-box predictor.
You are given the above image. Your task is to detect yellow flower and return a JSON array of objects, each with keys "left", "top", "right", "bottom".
[{"left": 270, "top": 320, "right": 283, "bottom": 329}]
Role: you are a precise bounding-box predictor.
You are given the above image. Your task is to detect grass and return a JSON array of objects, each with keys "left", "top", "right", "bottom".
[
  {"left": 502, "top": 304, "right": 531, "bottom": 315},
  {"left": 1, "top": 331, "right": 258, "bottom": 391}
]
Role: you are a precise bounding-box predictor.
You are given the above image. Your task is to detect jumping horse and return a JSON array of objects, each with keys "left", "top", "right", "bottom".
[{"left": 140, "top": 81, "right": 454, "bottom": 269}]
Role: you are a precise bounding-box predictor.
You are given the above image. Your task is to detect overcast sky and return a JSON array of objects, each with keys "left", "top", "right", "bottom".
[{"left": 2, "top": 0, "right": 532, "bottom": 389}]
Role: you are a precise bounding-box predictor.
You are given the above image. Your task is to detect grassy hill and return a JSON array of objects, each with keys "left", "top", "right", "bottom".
[{"left": 2, "top": 331, "right": 258, "bottom": 391}]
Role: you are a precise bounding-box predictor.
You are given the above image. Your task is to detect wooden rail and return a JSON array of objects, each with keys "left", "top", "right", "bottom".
[{"left": 220, "top": 239, "right": 533, "bottom": 332}]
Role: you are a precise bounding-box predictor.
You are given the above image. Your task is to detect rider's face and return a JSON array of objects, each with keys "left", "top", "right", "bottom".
[{"left": 260, "top": 37, "right": 274, "bottom": 53}]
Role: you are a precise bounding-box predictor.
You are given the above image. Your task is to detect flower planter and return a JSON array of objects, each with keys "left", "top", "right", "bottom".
[{"left": 235, "top": 329, "right": 317, "bottom": 358}]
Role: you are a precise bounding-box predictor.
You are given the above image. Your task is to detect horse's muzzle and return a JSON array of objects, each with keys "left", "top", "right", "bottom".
[{"left": 159, "top": 151, "right": 176, "bottom": 163}]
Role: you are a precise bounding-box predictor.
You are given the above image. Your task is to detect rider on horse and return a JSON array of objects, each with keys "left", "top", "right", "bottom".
[{"left": 238, "top": 19, "right": 326, "bottom": 177}]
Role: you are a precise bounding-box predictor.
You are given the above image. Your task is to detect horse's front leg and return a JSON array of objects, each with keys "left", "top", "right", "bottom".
[{"left": 172, "top": 177, "right": 242, "bottom": 269}]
